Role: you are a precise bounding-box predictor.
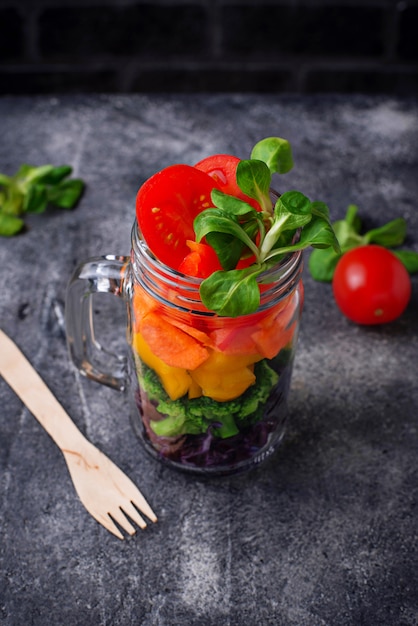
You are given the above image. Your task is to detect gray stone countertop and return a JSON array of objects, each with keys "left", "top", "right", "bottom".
[{"left": 0, "top": 94, "right": 417, "bottom": 626}]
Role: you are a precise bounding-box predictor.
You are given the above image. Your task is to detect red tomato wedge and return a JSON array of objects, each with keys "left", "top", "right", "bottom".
[
  {"left": 136, "top": 164, "right": 221, "bottom": 269},
  {"left": 178, "top": 240, "right": 223, "bottom": 278},
  {"left": 194, "top": 154, "right": 261, "bottom": 211}
]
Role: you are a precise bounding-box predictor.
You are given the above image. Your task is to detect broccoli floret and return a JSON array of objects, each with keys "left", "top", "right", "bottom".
[
  {"left": 150, "top": 410, "right": 210, "bottom": 438},
  {"left": 137, "top": 366, "right": 217, "bottom": 436},
  {"left": 138, "top": 359, "right": 279, "bottom": 440},
  {"left": 151, "top": 393, "right": 239, "bottom": 438},
  {"left": 137, "top": 360, "right": 170, "bottom": 404},
  {"left": 233, "top": 360, "right": 279, "bottom": 427}
]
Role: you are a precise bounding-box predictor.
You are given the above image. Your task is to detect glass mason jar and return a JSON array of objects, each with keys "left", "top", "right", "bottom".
[{"left": 66, "top": 219, "right": 304, "bottom": 476}]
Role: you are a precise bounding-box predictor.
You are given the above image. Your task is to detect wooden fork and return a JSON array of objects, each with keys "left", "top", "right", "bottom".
[{"left": 0, "top": 329, "right": 157, "bottom": 539}]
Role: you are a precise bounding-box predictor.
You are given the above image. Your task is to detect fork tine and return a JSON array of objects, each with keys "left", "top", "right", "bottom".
[
  {"left": 123, "top": 501, "right": 148, "bottom": 530},
  {"left": 93, "top": 511, "right": 126, "bottom": 540},
  {"left": 110, "top": 507, "right": 138, "bottom": 536},
  {"left": 126, "top": 483, "right": 158, "bottom": 523},
  {"left": 104, "top": 520, "right": 125, "bottom": 541}
]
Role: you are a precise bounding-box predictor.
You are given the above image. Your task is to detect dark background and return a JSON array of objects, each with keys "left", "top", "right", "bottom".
[{"left": 1, "top": 0, "right": 417, "bottom": 96}]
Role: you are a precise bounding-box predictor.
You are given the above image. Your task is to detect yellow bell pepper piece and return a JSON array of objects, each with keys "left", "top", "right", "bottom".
[
  {"left": 188, "top": 378, "right": 203, "bottom": 399},
  {"left": 190, "top": 350, "right": 260, "bottom": 402},
  {"left": 133, "top": 332, "right": 194, "bottom": 400}
]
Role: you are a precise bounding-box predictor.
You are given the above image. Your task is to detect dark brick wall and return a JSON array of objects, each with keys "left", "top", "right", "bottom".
[{"left": 1, "top": 0, "right": 417, "bottom": 95}]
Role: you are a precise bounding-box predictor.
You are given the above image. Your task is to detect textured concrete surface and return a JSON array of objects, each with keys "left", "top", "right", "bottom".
[{"left": 0, "top": 94, "right": 417, "bottom": 626}]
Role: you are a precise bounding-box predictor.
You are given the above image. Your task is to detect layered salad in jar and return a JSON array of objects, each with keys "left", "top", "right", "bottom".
[{"left": 129, "top": 138, "right": 339, "bottom": 473}]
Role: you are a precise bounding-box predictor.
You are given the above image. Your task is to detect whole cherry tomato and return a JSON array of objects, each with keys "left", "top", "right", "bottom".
[{"left": 332, "top": 245, "right": 411, "bottom": 325}]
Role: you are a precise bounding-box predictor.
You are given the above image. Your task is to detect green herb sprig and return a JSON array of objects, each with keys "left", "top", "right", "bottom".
[
  {"left": 309, "top": 204, "right": 418, "bottom": 282},
  {"left": 0, "top": 164, "right": 85, "bottom": 236},
  {"left": 194, "top": 137, "right": 341, "bottom": 316}
]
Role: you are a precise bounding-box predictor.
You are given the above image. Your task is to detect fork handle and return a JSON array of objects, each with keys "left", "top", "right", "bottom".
[{"left": 0, "top": 329, "right": 86, "bottom": 451}]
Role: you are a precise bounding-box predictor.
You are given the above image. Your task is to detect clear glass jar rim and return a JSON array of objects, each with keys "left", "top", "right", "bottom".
[{"left": 130, "top": 219, "right": 303, "bottom": 316}]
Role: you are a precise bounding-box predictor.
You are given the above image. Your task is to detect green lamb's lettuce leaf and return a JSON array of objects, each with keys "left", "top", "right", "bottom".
[
  {"left": 0, "top": 212, "right": 25, "bottom": 237},
  {"left": 47, "top": 178, "right": 85, "bottom": 209},
  {"left": 0, "top": 163, "right": 85, "bottom": 236},
  {"left": 250, "top": 137, "right": 294, "bottom": 175},
  {"left": 23, "top": 184, "right": 49, "bottom": 213},
  {"left": 199, "top": 266, "right": 264, "bottom": 318},
  {"left": 311, "top": 201, "right": 331, "bottom": 222},
  {"left": 194, "top": 208, "right": 259, "bottom": 257},
  {"left": 205, "top": 220, "right": 259, "bottom": 271},
  {"left": 309, "top": 204, "right": 418, "bottom": 281},
  {"left": 363, "top": 217, "right": 407, "bottom": 247},
  {"left": 235, "top": 159, "right": 273, "bottom": 215},
  {"left": 210, "top": 188, "right": 256, "bottom": 217},
  {"left": 392, "top": 249, "right": 418, "bottom": 274}
]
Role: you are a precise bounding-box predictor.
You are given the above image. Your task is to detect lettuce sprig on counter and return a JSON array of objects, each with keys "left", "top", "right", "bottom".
[
  {"left": 309, "top": 203, "right": 418, "bottom": 281},
  {"left": 0, "top": 164, "right": 84, "bottom": 236}
]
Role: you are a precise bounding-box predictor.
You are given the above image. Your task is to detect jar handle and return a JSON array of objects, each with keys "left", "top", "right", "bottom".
[{"left": 65, "top": 255, "right": 130, "bottom": 391}]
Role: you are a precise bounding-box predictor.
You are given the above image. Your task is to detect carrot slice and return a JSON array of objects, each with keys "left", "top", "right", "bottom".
[
  {"left": 139, "top": 311, "right": 209, "bottom": 369},
  {"left": 132, "top": 286, "right": 157, "bottom": 331},
  {"left": 159, "top": 313, "right": 213, "bottom": 346}
]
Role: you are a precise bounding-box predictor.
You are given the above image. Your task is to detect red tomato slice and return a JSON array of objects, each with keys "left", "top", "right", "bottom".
[
  {"left": 194, "top": 154, "right": 261, "bottom": 211},
  {"left": 136, "top": 164, "right": 220, "bottom": 269},
  {"left": 178, "top": 240, "right": 223, "bottom": 278}
]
